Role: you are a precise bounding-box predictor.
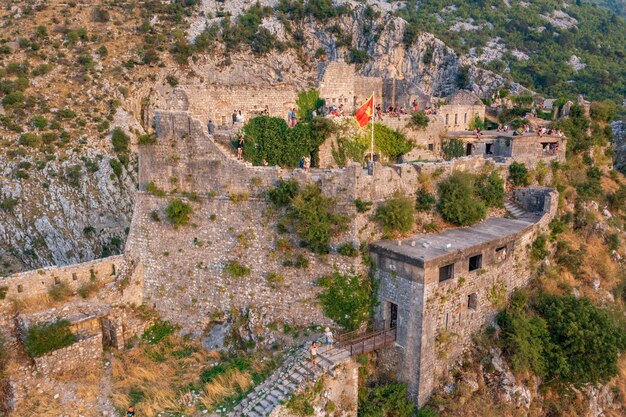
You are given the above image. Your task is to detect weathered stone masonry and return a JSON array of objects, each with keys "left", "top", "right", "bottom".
[{"left": 370, "top": 187, "right": 558, "bottom": 405}]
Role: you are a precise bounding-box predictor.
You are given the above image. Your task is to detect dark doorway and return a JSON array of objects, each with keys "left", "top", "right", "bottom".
[
  {"left": 100, "top": 317, "right": 117, "bottom": 348},
  {"left": 486, "top": 143, "right": 493, "bottom": 155},
  {"left": 389, "top": 302, "right": 398, "bottom": 329},
  {"left": 466, "top": 143, "right": 472, "bottom": 156}
]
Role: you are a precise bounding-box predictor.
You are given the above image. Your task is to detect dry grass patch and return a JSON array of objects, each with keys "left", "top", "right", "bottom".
[{"left": 111, "top": 335, "right": 218, "bottom": 416}]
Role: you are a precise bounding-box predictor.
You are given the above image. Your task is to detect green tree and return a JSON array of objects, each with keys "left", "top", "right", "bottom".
[
  {"left": 415, "top": 188, "right": 436, "bottom": 212},
  {"left": 369, "top": 124, "right": 414, "bottom": 161},
  {"left": 437, "top": 172, "right": 486, "bottom": 226},
  {"left": 296, "top": 89, "right": 325, "bottom": 122},
  {"left": 318, "top": 271, "right": 373, "bottom": 331},
  {"left": 476, "top": 171, "right": 505, "bottom": 207},
  {"left": 508, "top": 162, "right": 530, "bottom": 186},
  {"left": 442, "top": 138, "right": 465, "bottom": 160},
  {"left": 374, "top": 195, "right": 415, "bottom": 237},
  {"left": 408, "top": 111, "right": 429, "bottom": 130}
]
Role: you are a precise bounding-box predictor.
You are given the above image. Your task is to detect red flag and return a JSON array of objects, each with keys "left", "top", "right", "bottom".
[{"left": 355, "top": 95, "right": 373, "bottom": 127}]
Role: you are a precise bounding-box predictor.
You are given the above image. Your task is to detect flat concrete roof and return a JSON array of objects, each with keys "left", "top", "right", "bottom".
[{"left": 370, "top": 217, "right": 533, "bottom": 265}]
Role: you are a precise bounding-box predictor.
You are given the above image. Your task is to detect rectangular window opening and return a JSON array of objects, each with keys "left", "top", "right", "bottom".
[
  {"left": 468, "top": 293, "right": 478, "bottom": 310},
  {"left": 439, "top": 263, "right": 454, "bottom": 282},
  {"left": 469, "top": 254, "right": 482, "bottom": 272},
  {"left": 495, "top": 246, "right": 508, "bottom": 263}
]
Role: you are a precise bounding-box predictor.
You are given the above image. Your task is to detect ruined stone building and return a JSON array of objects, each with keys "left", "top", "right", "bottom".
[
  {"left": 370, "top": 187, "right": 558, "bottom": 405},
  {"left": 319, "top": 61, "right": 383, "bottom": 111},
  {"left": 439, "top": 90, "right": 486, "bottom": 130},
  {"left": 444, "top": 131, "right": 566, "bottom": 168}
]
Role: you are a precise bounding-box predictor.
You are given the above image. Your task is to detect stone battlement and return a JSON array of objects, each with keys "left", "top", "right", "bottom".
[{"left": 0, "top": 255, "right": 124, "bottom": 306}]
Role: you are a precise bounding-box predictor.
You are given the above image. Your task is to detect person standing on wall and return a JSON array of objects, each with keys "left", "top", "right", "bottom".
[
  {"left": 232, "top": 110, "right": 237, "bottom": 126},
  {"left": 237, "top": 136, "right": 244, "bottom": 161},
  {"left": 310, "top": 341, "right": 318, "bottom": 370},
  {"left": 207, "top": 119, "right": 215, "bottom": 138}
]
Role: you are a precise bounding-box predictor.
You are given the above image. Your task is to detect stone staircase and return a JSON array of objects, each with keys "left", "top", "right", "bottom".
[
  {"left": 504, "top": 200, "right": 539, "bottom": 222},
  {"left": 226, "top": 344, "right": 350, "bottom": 417}
]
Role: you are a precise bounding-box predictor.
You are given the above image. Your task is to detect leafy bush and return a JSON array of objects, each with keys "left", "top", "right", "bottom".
[
  {"left": 267, "top": 179, "right": 299, "bottom": 207},
  {"left": 111, "top": 127, "right": 130, "bottom": 155},
  {"left": 590, "top": 100, "right": 617, "bottom": 123},
  {"left": 370, "top": 124, "right": 414, "bottom": 161},
  {"left": 32, "top": 116, "right": 48, "bottom": 129},
  {"left": 374, "top": 195, "right": 414, "bottom": 237},
  {"left": 531, "top": 234, "right": 550, "bottom": 260},
  {"left": 2, "top": 92, "right": 25, "bottom": 107},
  {"left": 18, "top": 133, "right": 41, "bottom": 147},
  {"left": 142, "top": 320, "right": 176, "bottom": 344},
  {"left": 285, "top": 185, "right": 349, "bottom": 254},
  {"left": 498, "top": 292, "right": 626, "bottom": 385},
  {"left": 408, "top": 111, "right": 429, "bottom": 130},
  {"left": 508, "top": 162, "right": 530, "bottom": 186},
  {"left": 414, "top": 188, "right": 436, "bottom": 212},
  {"left": 358, "top": 382, "right": 416, "bottom": 417},
  {"left": 337, "top": 243, "right": 359, "bottom": 257},
  {"left": 0, "top": 197, "right": 17, "bottom": 212},
  {"left": 475, "top": 171, "right": 505, "bottom": 207},
  {"left": 223, "top": 260, "right": 251, "bottom": 277},
  {"left": 296, "top": 89, "right": 325, "bottom": 122},
  {"left": 354, "top": 198, "right": 373, "bottom": 213},
  {"left": 437, "top": 172, "right": 486, "bottom": 226},
  {"left": 48, "top": 282, "right": 72, "bottom": 301},
  {"left": 318, "top": 272, "right": 374, "bottom": 331},
  {"left": 146, "top": 181, "right": 166, "bottom": 197},
  {"left": 24, "top": 319, "right": 75, "bottom": 357},
  {"left": 242, "top": 116, "right": 332, "bottom": 167},
  {"left": 138, "top": 134, "right": 156, "bottom": 145},
  {"left": 442, "top": 138, "right": 465, "bottom": 160},
  {"left": 165, "top": 199, "right": 192, "bottom": 228}
]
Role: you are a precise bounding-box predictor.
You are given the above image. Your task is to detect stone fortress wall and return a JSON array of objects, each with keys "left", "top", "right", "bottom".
[
  {"left": 0, "top": 255, "right": 124, "bottom": 304},
  {"left": 370, "top": 187, "right": 558, "bottom": 405}
]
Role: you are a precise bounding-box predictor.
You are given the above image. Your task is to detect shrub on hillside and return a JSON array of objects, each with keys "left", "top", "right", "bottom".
[
  {"left": 267, "top": 179, "right": 299, "bottom": 207},
  {"left": 358, "top": 382, "right": 416, "bottom": 417},
  {"left": 337, "top": 243, "right": 359, "bottom": 257},
  {"left": 408, "top": 111, "right": 429, "bottom": 130},
  {"left": 508, "top": 162, "right": 530, "bottom": 186},
  {"left": 111, "top": 127, "right": 130, "bottom": 155},
  {"left": 590, "top": 100, "right": 617, "bottom": 123},
  {"left": 437, "top": 172, "right": 486, "bottom": 226},
  {"left": 223, "top": 260, "right": 251, "bottom": 277},
  {"left": 317, "top": 271, "right": 374, "bottom": 331},
  {"left": 374, "top": 195, "right": 414, "bottom": 237},
  {"left": 414, "top": 188, "right": 436, "bottom": 212},
  {"left": 286, "top": 186, "right": 349, "bottom": 254},
  {"left": 142, "top": 320, "right": 176, "bottom": 344},
  {"left": 24, "top": 319, "right": 75, "bottom": 357},
  {"left": 165, "top": 199, "right": 192, "bottom": 228},
  {"left": 498, "top": 292, "right": 626, "bottom": 385},
  {"left": 475, "top": 171, "right": 505, "bottom": 207},
  {"left": 48, "top": 282, "right": 72, "bottom": 301}
]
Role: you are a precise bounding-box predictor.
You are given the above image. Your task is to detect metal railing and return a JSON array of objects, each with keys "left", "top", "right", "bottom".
[{"left": 336, "top": 326, "right": 397, "bottom": 357}]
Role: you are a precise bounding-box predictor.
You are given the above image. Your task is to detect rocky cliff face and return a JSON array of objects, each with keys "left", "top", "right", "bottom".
[
  {"left": 187, "top": 0, "right": 526, "bottom": 97},
  {"left": 0, "top": 152, "right": 135, "bottom": 272},
  {"left": 612, "top": 119, "right": 626, "bottom": 174}
]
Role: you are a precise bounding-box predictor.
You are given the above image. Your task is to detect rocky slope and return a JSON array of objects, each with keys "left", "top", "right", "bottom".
[{"left": 612, "top": 119, "right": 626, "bottom": 174}]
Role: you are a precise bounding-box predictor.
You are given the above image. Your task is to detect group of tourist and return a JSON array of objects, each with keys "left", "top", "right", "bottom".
[
  {"left": 310, "top": 327, "right": 334, "bottom": 370},
  {"left": 231, "top": 109, "right": 245, "bottom": 126}
]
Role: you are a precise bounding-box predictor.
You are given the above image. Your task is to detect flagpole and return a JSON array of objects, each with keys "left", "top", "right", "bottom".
[{"left": 370, "top": 91, "right": 374, "bottom": 163}]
